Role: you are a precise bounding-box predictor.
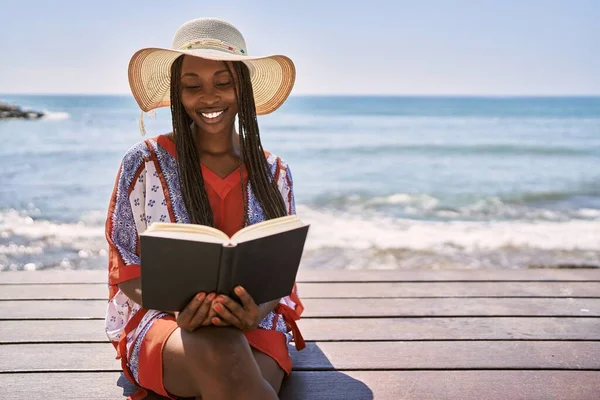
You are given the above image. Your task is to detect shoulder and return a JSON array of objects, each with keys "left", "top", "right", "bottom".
[
  {"left": 263, "top": 151, "right": 294, "bottom": 187},
  {"left": 117, "top": 141, "right": 153, "bottom": 182},
  {"left": 120, "top": 133, "right": 173, "bottom": 168},
  {"left": 264, "top": 150, "right": 292, "bottom": 173},
  {"left": 121, "top": 140, "right": 152, "bottom": 166}
]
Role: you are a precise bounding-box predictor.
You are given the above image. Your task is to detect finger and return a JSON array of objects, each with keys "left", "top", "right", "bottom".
[
  {"left": 200, "top": 306, "right": 218, "bottom": 326},
  {"left": 188, "top": 293, "right": 217, "bottom": 329},
  {"left": 210, "top": 316, "right": 231, "bottom": 327},
  {"left": 217, "top": 294, "right": 259, "bottom": 330},
  {"left": 177, "top": 293, "right": 205, "bottom": 327},
  {"left": 216, "top": 295, "right": 246, "bottom": 318},
  {"left": 234, "top": 286, "right": 258, "bottom": 310},
  {"left": 213, "top": 301, "right": 243, "bottom": 327},
  {"left": 199, "top": 294, "right": 220, "bottom": 326}
]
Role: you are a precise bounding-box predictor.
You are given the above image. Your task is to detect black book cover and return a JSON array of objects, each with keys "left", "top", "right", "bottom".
[{"left": 140, "top": 225, "right": 309, "bottom": 312}]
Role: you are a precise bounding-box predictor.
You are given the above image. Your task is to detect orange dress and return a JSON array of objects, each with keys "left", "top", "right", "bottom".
[{"left": 105, "top": 135, "right": 304, "bottom": 400}]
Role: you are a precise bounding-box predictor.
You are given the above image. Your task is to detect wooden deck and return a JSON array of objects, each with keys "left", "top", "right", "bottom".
[{"left": 1, "top": 268, "right": 599, "bottom": 399}]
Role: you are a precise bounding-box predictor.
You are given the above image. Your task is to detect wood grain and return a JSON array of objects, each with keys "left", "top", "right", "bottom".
[
  {"left": 1, "top": 341, "right": 599, "bottom": 373},
  {"left": 2, "top": 268, "right": 600, "bottom": 284},
  {"left": 2, "top": 281, "right": 599, "bottom": 299},
  {"left": 1, "top": 317, "right": 599, "bottom": 343},
  {"left": 0, "top": 371, "right": 598, "bottom": 400},
  {"left": 1, "top": 268, "right": 598, "bottom": 399},
  {"left": 1, "top": 297, "right": 599, "bottom": 320}
]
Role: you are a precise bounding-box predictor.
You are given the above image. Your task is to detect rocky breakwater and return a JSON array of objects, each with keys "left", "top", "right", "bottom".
[{"left": 0, "top": 102, "right": 44, "bottom": 119}]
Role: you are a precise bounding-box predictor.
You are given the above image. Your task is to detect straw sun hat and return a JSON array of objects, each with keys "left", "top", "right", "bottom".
[{"left": 128, "top": 18, "right": 296, "bottom": 116}]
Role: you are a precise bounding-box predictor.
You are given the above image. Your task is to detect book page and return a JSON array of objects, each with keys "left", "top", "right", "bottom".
[
  {"left": 144, "top": 222, "right": 229, "bottom": 242},
  {"left": 232, "top": 215, "right": 305, "bottom": 243}
]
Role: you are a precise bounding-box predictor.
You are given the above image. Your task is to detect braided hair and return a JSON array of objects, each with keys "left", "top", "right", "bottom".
[{"left": 170, "top": 55, "right": 287, "bottom": 226}]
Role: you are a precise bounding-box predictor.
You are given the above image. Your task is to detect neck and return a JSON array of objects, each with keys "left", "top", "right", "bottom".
[{"left": 193, "top": 123, "right": 240, "bottom": 159}]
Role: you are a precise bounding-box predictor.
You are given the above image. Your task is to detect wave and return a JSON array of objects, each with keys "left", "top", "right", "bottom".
[
  {"left": 506, "top": 187, "right": 600, "bottom": 203},
  {"left": 311, "top": 190, "right": 600, "bottom": 222},
  {"left": 297, "top": 205, "right": 600, "bottom": 251},
  {"left": 0, "top": 209, "right": 105, "bottom": 271},
  {"left": 296, "top": 143, "right": 600, "bottom": 157},
  {"left": 42, "top": 111, "right": 70, "bottom": 120},
  {"left": 296, "top": 205, "right": 600, "bottom": 269},
  {"left": 1, "top": 205, "right": 599, "bottom": 271}
]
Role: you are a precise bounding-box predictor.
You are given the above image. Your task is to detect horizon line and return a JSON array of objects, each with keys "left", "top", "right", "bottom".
[{"left": 2, "top": 93, "right": 600, "bottom": 98}]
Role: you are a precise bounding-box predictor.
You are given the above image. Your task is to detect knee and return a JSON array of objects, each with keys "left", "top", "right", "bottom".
[{"left": 181, "top": 327, "right": 249, "bottom": 374}]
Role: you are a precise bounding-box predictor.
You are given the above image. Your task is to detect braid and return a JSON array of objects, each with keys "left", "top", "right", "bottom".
[
  {"left": 170, "top": 55, "right": 287, "bottom": 227},
  {"left": 230, "top": 61, "right": 287, "bottom": 221},
  {"left": 170, "top": 55, "right": 214, "bottom": 226}
]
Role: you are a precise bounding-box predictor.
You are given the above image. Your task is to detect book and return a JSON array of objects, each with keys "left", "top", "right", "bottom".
[{"left": 140, "top": 215, "right": 310, "bottom": 312}]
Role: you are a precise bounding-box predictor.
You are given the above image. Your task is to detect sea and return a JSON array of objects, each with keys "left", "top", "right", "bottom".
[{"left": 0, "top": 95, "right": 599, "bottom": 271}]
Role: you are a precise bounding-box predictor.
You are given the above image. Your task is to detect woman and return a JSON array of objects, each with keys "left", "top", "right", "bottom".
[{"left": 105, "top": 18, "right": 304, "bottom": 400}]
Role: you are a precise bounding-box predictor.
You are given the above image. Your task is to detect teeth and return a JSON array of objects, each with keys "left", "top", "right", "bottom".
[{"left": 201, "top": 111, "right": 224, "bottom": 119}]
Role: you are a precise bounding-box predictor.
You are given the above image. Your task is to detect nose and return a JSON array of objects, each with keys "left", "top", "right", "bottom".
[{"left": 198, "top": 86, "right": 221, "bottom": 107}]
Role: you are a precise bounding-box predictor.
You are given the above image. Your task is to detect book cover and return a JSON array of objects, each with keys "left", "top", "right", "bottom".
[{"left": 140, "top": 222, "right": 309, "bottom": 312}]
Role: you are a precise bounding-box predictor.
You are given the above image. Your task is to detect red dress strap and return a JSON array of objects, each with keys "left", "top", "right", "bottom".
[{"left": 275, "top": 303, "right": 306, "bottom": 350}]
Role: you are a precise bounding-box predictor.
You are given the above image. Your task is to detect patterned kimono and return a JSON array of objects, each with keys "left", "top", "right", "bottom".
[{"left": 104, "top": 134, "right": 304, "bottom": 387}]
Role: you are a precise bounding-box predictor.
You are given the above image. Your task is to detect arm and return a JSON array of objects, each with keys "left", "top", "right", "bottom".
[
  {"left": 108, "top": 147, "right": 216, "bottom": 328},
  {"left": 106, "top": 148, "right": 147, "bottom": 301},
  {"left": 118, "top": 278, "right": 143, "bottom": 306}
]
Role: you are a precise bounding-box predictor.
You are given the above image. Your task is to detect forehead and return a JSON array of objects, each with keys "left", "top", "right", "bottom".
[{"left": 180, "top": 56, "right": 229, "bottom": 77}]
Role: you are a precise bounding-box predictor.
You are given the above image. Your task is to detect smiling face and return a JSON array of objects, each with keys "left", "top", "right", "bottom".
[{"left": 179, "top": 56, "right": 238, "bottom": 137}]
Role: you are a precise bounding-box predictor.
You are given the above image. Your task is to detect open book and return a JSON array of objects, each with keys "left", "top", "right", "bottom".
[{"left": 140, "top": 215, "right": 310, "bottom": 312}]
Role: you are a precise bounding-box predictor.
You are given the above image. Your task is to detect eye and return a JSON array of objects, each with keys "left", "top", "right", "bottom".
[
  {"left": 216, "top": 80, "right": 232, "bottom": 88},
  {"left": 182, "top": 80, "right": 202, "bottom": 91}
]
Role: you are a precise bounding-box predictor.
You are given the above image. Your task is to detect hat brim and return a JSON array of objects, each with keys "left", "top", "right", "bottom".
[{"left": 128, "top": 47, "right": 295, "bottom": 115}]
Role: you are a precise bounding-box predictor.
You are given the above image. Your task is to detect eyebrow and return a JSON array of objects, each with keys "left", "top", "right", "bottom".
[{"left": 181, "top": 70, "right": 229, "bottom": 78}]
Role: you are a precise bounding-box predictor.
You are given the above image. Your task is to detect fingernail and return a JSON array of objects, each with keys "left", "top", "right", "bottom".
[
  {"left": 214, "top": 304, "right": 222, "bottom": 312},
  {"left": 207, "top": 293, "right": 216, "bottom": 301},
  {"left": 197, "top": 293, "right": 205, "bottom": 301},
  {"left": 235, "top": 287, "right": 243, "bottom": 295}
]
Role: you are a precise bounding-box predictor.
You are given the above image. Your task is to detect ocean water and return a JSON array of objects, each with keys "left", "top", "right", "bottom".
[{"left": 0, "top": 95, "right": 599, "bottom": 271}]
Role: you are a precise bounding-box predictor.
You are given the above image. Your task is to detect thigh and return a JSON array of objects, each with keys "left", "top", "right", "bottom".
[
  {"left": 251, "top": 347, "right": 285, "bottom": 394},
  {"left": 162, "top": 326, "right": 265, "bottom": 398},
  {"left": 161, "top": 327, "right": 197, "bottom": 397}
]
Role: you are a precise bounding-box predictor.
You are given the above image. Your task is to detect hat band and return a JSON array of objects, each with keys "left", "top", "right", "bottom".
[{"left": 178, "top": 39, "right": 246, "bottom": 55}]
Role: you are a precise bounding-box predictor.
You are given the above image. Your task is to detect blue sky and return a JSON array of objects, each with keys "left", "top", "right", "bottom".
[{"left": 1, "top": 0, "right": 598, "bottom": 95}]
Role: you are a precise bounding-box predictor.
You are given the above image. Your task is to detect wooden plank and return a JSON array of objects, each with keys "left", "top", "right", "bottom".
[
  {"left": 2, "top": 297, "right": 600, "bottom": 320},
  {"left": 1, "top": 341, "right": 599, "bottom": 373},
  {"left": 0, "top": 372, "right": 125, "bottom": 400},
  {"left": 0, "top": 270, "right": 109, "bottom": 284},
  {"left": 0, "top": 300, "right": 105, "bottom": 319},
  {"left": 0, "top": 371, "right": 598, "bottom": 400},
  {"left": 2, "top": 281, "right": 599, "bottom": 300},
  {"left": 2, "top": 268, "right": 600, "bottom": 284},
  {"left": 280, "top": 371, "right": 600, "bottom": 400},
  {"left": 2, "top": 317, "right": 599, "bottom": 343}
]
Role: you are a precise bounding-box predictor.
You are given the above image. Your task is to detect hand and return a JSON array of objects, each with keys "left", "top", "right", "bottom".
[
  {"left": 175, "top": 292, "right": 228, "bottom": 332},
  {"left": 211, "top": 286, "right": 261, "bottom": 331}
]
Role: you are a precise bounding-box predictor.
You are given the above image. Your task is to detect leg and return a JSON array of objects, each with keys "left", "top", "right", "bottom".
[
  {"left": 141, "top": 347, "right": 285, "bottom": 400},
  {"left": 251, "top": 347, "right": 285, "bottom": 394},
  {"left": 162, "top": 326, "right": 279, "bottom": 399}
]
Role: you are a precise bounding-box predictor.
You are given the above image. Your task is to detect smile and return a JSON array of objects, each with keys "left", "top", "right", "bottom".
[
  {"left": 196, "top": 107, "right": 228, "bottom": 125},
  {"left": 201, "top": 110, "right": 224, "bottom": 119}
]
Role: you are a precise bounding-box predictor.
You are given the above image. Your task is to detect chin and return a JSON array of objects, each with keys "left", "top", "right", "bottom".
[{"left": 196, "top": 120, "right": 232, "bottom": 136}]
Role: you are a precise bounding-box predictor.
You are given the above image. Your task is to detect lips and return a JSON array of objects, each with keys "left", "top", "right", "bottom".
[
  {"left": 202, "top": 110, "right": 224, "bottom": 119},
  {"left": 196, "top": 107, "right": 228, "bottom": 125}
]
